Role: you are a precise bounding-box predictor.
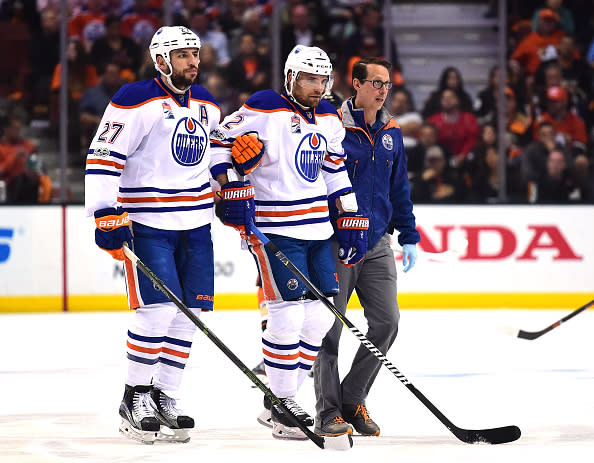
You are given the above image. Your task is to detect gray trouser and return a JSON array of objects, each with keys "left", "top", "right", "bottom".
[{"left": 314, "top": 234, "right": 399, "bottom": 425}]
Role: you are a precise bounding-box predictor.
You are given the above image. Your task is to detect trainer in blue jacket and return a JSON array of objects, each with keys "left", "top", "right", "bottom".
[{"left": 314, "top": 57, "right": 421, "bottom": 437}]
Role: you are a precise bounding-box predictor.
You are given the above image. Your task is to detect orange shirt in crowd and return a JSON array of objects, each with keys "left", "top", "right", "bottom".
[
  {"left": 510, "top": 30, "right": 564, "bottom": 75},
  {"left": 0, "top": 138, "right": 37, "bottom": 183},
  {"left": 534, "top": 111, "right": 588, "bottom": 146},
  {"left": 50, "top": 63, "right": 99, "bottom": 101},
  {"left": 68, "top": 12, "right": 106, "bottom": 47},
  {"left": 121, "top": 13, "right": 161, "bottom": 42}
]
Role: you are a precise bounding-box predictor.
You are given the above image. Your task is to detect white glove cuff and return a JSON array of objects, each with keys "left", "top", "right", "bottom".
[{"left": 339, "top": 192, "right": 358, "bottom": 212}]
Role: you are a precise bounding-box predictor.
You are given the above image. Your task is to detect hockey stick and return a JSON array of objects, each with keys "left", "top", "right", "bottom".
[
  {"left": 514, "top": 299, "right": 594, "bottom": 340},
  {"left": 250, "top": 226, "right": 521, "bottom": 445},
  {"left": 121, "top": 243, "right": 352, "bottom": 451}
]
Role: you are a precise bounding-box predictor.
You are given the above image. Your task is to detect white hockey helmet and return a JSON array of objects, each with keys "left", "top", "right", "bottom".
[
  {"left": 284, "top": 45, "right": 334, "bottom": 98},
  {"left": 149, "top": 26, "right": 201, "bottom": 76}
]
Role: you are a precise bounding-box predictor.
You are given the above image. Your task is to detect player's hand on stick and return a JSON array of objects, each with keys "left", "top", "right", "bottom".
[
  {"left": 94, "top": 207, "right": 132, "bottom": 260},
  {"left": 218, "top": 181, "right": 255, "bottom": 239},
  {"left": 402, "top": 243, "right": 417, "bottom": 272},
  {"left": 231, "top": 133, "right": 263, "bottom": 175},
  {"left": 336, "top": 213, "right": 369, "bottom": 267}
]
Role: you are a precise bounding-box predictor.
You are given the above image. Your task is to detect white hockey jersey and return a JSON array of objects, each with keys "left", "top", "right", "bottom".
[
  {"left": 85, "top": 76, "right": 221, "bottom": 230},
  {"left": 210, "top": 90, "right": 352, "bottom": 240}
]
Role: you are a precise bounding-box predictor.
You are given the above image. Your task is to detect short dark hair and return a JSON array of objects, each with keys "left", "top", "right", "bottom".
[{"left": 352, "top": 57, "right": 391, "bottom": 87}]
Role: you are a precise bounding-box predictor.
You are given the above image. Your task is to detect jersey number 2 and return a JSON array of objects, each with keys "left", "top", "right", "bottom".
[{"left": 97, "top": 122, "right": 125, "bottom": 144}]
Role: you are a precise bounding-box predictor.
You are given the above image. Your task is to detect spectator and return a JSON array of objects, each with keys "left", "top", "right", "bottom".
[
  {"left": 196, "top": 43, "right": 219, "bottom": 87},
  {"left": 389, "top": 87, "right": 422, "bottom": 150},
  {"left": 421, "top": 67, "right": 474, "bottom": 119},
  {"left": 533, "top": 149, "right": 575, "bottom": 202},
  {"left": 280, "top": 3, "right": 319, "bottom": 65},
  {"left": 533, "top": 85, "right": 588, "bottom": 155},
  {"left": 345, "top": 36, "right": 403, "bottom": 89},
  {"left": 500, "top": 87, "right": 533, "bottom": 152},
  {"left": 79, "top": 62, "right": 123, "bottom": 156},
  {"left": 410, "top": 145, "right": 463, "bottom": 203},
  {"left": 405, "top": 122, "right": 451, "bottom": 179},
  {"left": 120, "top": 0, "right": 161, "bottom": 47},
  {"left": 28, "top": 6, "right": 60, "bottom": 119},
  {"left": 427, "top": 88, "right": 480, "bottom": 168},
  {"left": 189, "top": 8, "right": 231, "bottom": 68},
  {"left": 0, "top": 116, "right": 51, "bottom": 203},
  {"left": 68, "top": 0, "right": 107, "bottom": 52},
  {"left": 344, "top": 4, "right": 399, "bottom": 72},
  {"left": 531, "top": 0, "right": 575, "bottom": 35},
  {"left": 557, "top": 35, "right": 591, "bottom": 98},
  {"left": 475, "top": 66, "right": 524, "bottom": 124},
  {"left": 465, "top": 124, "right": 525, "bottom": 203},
  {"left": 227, "top": 32, "right": 270, "bottom": 95},
  {"left": 522, "top": 121, "right": 567, "bottom": 184},
  {"left": 569, "top": 154, "right": 593, "bottom": 202},
  {"left": 510, "top": 8, "right": 564, "bottom": 77},
  {"left": 50, "top": 39, "right": 99, "bottom": 157},
  {"left": 203, "top": 70, "right": 239, "bottom": 119},
  {"left": 90, "top": 14, "right": 141, "bottom": 82}
]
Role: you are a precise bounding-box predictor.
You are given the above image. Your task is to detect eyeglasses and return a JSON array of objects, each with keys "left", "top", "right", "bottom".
[{"left": 361, "top": 79, "right": 393, "bottom": 90}]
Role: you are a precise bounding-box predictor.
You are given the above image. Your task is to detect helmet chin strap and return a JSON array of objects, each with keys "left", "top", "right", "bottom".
[
  {"left": 286, "top": 71, "right": 312, "bottom": 110},
  {"left": 156, "top": 60, "right": 191, "bottom": 94}
]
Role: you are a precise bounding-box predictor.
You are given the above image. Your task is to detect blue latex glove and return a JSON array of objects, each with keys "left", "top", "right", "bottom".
[
  {"left": 218, "top": 181, "right": 255, "bottom": 239},
  {"left": 402, "top": 244, "right": 417, "bottom": 273},
  {"left": 336, "top": 213, "right": 369, "bottom": 267}
]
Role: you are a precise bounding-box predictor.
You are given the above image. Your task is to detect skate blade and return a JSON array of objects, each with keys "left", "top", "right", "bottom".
[
  {"left": 322, "top": 433, "right": 354, "bottom": 451},
  {"left": 119, "top": 419, "right": 158, "bottom": 444},
  {"left": 250, "top": 372, "right": 269, "bottom": 388},
  {"left": 272, "top": 422, "right": 308, "bottom": 441},
  {"left": 257, "top": 408, "right": 273, "bottom": 428},
  {"left": 155, "top": 426, "right": 191, "bottom": 443}
]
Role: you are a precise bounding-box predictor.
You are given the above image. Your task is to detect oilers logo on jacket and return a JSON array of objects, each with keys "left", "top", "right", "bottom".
[
  {"left": 85, "top": 75, "right": 221, "bottom": 230},
  {"left": 210, "top": 90, "right": 352, "bottom": 240}
]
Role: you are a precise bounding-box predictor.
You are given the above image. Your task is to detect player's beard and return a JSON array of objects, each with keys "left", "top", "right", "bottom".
[{"left": 171, "top": 69, "right": 197, "bottom": 90}]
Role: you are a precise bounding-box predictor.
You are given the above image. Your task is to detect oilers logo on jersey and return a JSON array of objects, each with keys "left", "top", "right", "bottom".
[
  {"left": 172, "top": 116, "right": 209, "bottom": 166},
  {"left": 295, "top": 132, "right": 327, "bottom": 182}
]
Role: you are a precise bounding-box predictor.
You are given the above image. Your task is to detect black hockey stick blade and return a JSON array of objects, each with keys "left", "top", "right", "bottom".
[
  {"left": 517, "top": 299, "right": 594, "bottom": 340},
  {"left": 452, "top": 425, "right": 521, "bottom": 445},
  {"left": 122, "top": 243, "right": 351, "bottom": 450},
  {"left": 250, "top": 227, "right": 521, "bottom": 445}
]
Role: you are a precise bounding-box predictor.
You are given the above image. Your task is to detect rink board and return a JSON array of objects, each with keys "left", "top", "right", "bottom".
[{"left": 0, "top": 205, "right": 592, "bottom": 312}]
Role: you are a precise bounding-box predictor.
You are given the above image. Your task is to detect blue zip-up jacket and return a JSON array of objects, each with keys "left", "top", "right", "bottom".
[{"left": 333, "top": 97, "right": 420, "bottom": 249}]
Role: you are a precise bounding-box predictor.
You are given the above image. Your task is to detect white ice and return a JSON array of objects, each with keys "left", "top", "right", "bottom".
[{"left": 1, "top": 308, "right": 593, "bottom": 463}]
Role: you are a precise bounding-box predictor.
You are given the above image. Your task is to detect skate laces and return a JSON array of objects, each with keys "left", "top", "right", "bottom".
[
  {"left": 354, "top": 405, "right": 372, "bottom": 423},
  {"left": 332, "top": 416, "right": 347, "bottom": 424},
  {"left": 158, "top": 391, "right": 183, "bottom": 417},
  {"left": 281, "top": 398, "right": 308, "bottom": 417},
  {"left": 132, "top": 391, "right": 155, "bottom": 420}
]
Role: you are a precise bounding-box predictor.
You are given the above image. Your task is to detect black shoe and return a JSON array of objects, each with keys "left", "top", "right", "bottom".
[
  {"left": 315, "top": 416, "right": 353, "bottom": 436},
  {"left": 342, "top": 404, "right": 380, "bottom": 436}
]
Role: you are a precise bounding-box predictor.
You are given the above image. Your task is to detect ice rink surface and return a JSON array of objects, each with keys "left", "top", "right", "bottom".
[{"left": 1, "top": 307, "right": 593, "bottom": 463}]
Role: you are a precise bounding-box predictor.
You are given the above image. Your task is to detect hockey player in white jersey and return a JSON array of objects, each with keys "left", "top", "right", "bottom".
[
  {"left": 85, "top": 26, "right": 222, "bottom": 444},
  {"left": 210, "top": 45, "right": 369, "bottom": 441}
]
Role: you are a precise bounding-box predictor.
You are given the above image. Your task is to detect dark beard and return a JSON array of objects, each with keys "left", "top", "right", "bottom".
[{"left": 171, "top": 71, "right": 196, "bottom": 90}]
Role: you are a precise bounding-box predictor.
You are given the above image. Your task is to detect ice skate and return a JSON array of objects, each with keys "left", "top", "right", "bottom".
[
  {"left": 118, "top": 384, "right": 160, "bottom": 444},
  {"left": 257, "top": 394, "right": 272, "bottom": 428},
  {"left": 251, "top": 359, "right": 268, "bottom": 388},
  {"left": 149, "top": 387, "right": 194, "bottom": 443},
  {"left": 271, "top": 397, "right": 313, "bottom": 440}
]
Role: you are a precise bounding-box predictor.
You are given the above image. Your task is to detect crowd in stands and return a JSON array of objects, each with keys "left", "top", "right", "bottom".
[{"left": 0, "top": 0, "right": 592, "bottom": 204}]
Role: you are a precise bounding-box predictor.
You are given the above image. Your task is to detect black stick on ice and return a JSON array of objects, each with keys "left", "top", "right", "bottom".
[
  {"left": 122, "top": 243, "right": 352, "bottom": 451},
  {"left": 516, "top": 299, "right": 594, "bottom": 340},
  {"left": 250, "top": 226, "right": 521, "bottom": 445}
]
